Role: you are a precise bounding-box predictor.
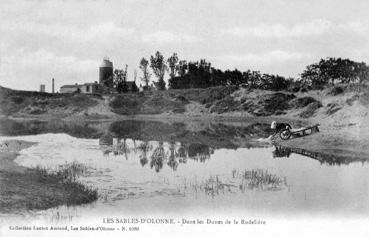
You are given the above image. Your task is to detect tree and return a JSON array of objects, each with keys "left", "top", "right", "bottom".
[
  {"left": 300, "top": 57, "right": 369, "bottom": 88},
  {"left": 150, "top": 51, "right": 167, "bottom": 90},
  {"left": 114, "top": 65, "right": 128, "bottom": 93},
  {"left": 355, "top": 62, "right": 369, "bottom": 83},
  {"left": 167, "top": 53, "right": 179, "bottom": 79},
  {"left": 301, "top": 64, "right": 322, "bottom": 87},
  {"left": 139, "top": 57, "right": 151, "bottom": 89},
  {"left": 184, "top": 59, "right": 212, "bottom": 88},
  {"left": 260, "top": 74, "right": 289, "bottom": 91},
  {"left": 168, "top": 60, "right": 188, "bottom": 89},
  {"left": 176, "top": 60, "right": 188, "bottom": 77}
]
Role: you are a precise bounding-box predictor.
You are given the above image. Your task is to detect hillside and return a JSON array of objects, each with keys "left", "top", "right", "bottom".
[
  {"left": 0, "top": 86, "right": 99, "bottom": 119},
  {"left": 2, "top": 84, "right": 369, "bottom": 124}
]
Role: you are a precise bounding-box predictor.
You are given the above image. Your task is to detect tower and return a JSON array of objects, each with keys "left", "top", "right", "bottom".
[
  {"left": 40, "top": 84, "right": 45, "bottom": 92},
  {"left": 52, "top": 78, "right": 55, "bottom": 93},
  {"left": 99, "top": 58, "right": 114, "bottom": 88}
]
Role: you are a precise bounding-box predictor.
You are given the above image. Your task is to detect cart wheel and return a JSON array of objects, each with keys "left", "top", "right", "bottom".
[{"left": 279, "top": 129, "right": 291, "bottom": 140}]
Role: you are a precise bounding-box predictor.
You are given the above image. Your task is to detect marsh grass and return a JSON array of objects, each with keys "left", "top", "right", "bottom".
[
  {"left": 50, "top": 210, "right": 75, "bottom": 223},
  {"left": 0, "top": 162, "right": 98, "bottom": 213},
  {"left": 35, "top": 161, "right": 88, "bottom": 182},
  {"left": 33, "top": 162, "right": 98, "bottom": 206},
  {"left": 177, "top": 169, "right": 288, "bottom": 197},
  {"left": 236, "top": 169, "right": 288, "bottom": 192}
]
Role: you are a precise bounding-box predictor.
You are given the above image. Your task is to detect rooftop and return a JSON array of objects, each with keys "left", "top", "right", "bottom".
[
  {"left": 100, "top": 58, "right": 113, "bottom": 68},
  {"left": 61, "top": 82, "right": 100, "bottom": 88}
]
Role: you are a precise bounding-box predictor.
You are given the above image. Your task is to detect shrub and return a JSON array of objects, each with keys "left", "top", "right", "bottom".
[
  {"left": 299, "top": 101, "right": 322, "bottom": 118},
  {"left": 327, "top": 86, "right": 345, "bottom": 96},
  {"left": 289, "top": 97, "right": 318, "bottom": 108}
]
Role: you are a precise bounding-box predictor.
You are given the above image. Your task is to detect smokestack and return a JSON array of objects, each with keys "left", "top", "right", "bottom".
[{"left": 52, "top": 78, "right": 55, "bottom": 93}]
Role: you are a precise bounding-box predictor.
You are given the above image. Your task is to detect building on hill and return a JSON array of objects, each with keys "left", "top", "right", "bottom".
[
  {"left": 60, "top": 82, "right": 103, "bottom": 94},
  {"left": 60, "top": 58, "right": 139, "bottom": 94}
]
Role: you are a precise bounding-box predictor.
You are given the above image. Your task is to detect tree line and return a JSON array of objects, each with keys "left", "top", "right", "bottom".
[
  {"left": 300, "top": 57, "right": 369, "bottom": 88},
  {"left": 113, "top": 51, "right": 369, "bottom": 93}
]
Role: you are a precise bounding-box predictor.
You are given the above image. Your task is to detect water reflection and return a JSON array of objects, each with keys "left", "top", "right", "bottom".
[
  {"left": 98, "top": 136, "right": 213, "bottom": 172},
  {"left": 188, "top": 143, "right": 213, "bottom": 162},
  {"left": 137, "top": 141, "right": 151, "bottom": 167},
  {"left": 150, "top": 141, "right": 165, "bottom": 172},
  {"left": 96, "top": 132, "right": 368, "bottom": 174},
  {"left": 273, "top": 145, "right": 369, "bottom": 166},
  {"left": 98, "top": 134, "right": 113, "bottom": 146},
  {"left": 0, "top": 119, "right": 105, "bottom": 138},
  {"left": 167, "top": 142, "right": 178, "bottom": 171},
  {"left": 2, "top": 118, "right": 369, "bottom": 216},
  {"left": 2, "top": 117, "right": 363, "bottom": 171},
  {"left": 0, "top": 118, "right": 274, "bottom": 150}
]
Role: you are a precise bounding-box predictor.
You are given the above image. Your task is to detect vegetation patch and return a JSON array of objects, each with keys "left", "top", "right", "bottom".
[
  {"left": 326, "top": 103, "right": 342, "bottom": 115},
  {"left": 346, "top": 95, "right": 359, "bottom": 106},
  {"left": 0, "top": 140, "right": 98, "bottom": 213},
  {"left": 143, "top": 94, "right": 186, "bottom": 114},
  {"left": 327, "top": 86, "right": 345, "bottom": 96},
  {"left": 345, "top": 82, "right": 369, "bottom": 93},
  {"left": 243, "top": 93, "right": 295, "bottom": 116},
  {"left": 0, "top": 86, "right": 99, "bottom": 116},
  {"left": 109, "top": 94, "right": 144, "bottom": 115},
  {"left": 109, "top": 92, "right": 188, "bottom": 115},
  {"left": 289, "top": 96, "right": 319, "bottom": 108},
  {"left": 207, "top": 92, "right": 296, "bottom": 116},
  {"left": 261, "top": 93, "right": 295, "bottom": 113},
  {"left": 299, "top": 101, "right": 322, "bottom": 118},
  {"left": 177, "top": 169, "right": 287, "bottom": 197},
  {"left": 165, "top": 86, "right": 238, "bottom": 106},
  {"left": 174, "top": 95, "right": 189, "bottom": 103},
  {"left": 0, "top": 163, "right": 97, "bottom": 213},
  {"left": 359, "top": 92, "right": 369, "bottom": 106},
  {"left": 209, "top": 95, "right": 241, "bottom": 113}
]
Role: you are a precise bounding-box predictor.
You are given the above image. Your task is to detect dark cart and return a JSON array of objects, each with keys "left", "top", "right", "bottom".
[{"left": 279, "top": 124, "right": 320, "bottom": 140}]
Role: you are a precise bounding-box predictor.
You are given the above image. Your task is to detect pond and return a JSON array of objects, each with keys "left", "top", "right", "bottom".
[{"left": 1, "top": 119, "right": 369, "bottom": 224}]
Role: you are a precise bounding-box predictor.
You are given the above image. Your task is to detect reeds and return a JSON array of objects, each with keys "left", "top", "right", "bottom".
[
  {"left": 34, "top": 162, "right": 98, "bottom": 205},
  {"left": 177, "top": 169, "right": 288, "bottom": 197},
  {"left": 237, "top": 169, "right": 287, "bottom": 191}
]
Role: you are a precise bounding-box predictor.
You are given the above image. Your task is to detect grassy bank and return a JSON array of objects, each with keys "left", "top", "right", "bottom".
[
  {"left": 0, "top": 140, "right": 98, "bottom": 213},
  {"left": 0, "top": 86, "right": 99, "bottom": 118}
]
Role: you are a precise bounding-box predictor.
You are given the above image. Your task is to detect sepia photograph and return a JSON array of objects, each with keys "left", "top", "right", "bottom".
[{"left": 1, "top": 0, "right": 369, "bottom": 236}]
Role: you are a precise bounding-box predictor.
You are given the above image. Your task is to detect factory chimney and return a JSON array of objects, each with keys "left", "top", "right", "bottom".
[{"left": 52, "top": 78, "right": 55, "bottom": 93}]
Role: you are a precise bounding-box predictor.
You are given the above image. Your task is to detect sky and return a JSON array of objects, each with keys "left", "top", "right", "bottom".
[{"left": 1, "top": 0, "right": 369, "bottom": 92}]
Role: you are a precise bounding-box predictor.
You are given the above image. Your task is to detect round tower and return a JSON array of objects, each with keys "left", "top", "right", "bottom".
[{"left": 99, "top": 58, "right": 114, "bottom": 88}]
